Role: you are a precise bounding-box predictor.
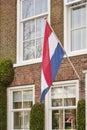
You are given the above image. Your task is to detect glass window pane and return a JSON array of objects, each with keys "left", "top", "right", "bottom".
[
  {"left": 14, "top": 112, "right": 23, "bottom": 129},
  {"left": 52, "top": 99, "right": 62, "bottom": 107},
  {"left": 23, "top": 20, "right": 35, "bottom": 40},
  {"left": 81, "top": 28, "right": 86, "bottom": 49},
  {"left": 23, "top": 101, "right": 33, "bottom": 108},
  {"left": 51, "top": 87, "right": 63, "bottom": 107},
  {"left": 23, "top": 90, "right": 33, "bottom": 101},
  {"left": 71, "top": 29, "right": 80, "bottom": 51},
  {"left": 71, "top": 7, "right": 78, "bottom": 29},
  {"left": 64, "top": 86, "right": 76, "bottom": 98},
  {"left": 13, "top": 102, "right": 22, "bottom": 109},
  {"left": 35, "top": 0, "right": 47, "bottom": 15},
  {"left": 71, "top": 6, "right": 86, "bottom": 29},
  {"left": 13, "top": 91, "right": 22, "bottom": 102},
  {"left": 24, "top": 111, "right": 30, "bottom": 129},
  {"left": 52, "top": 110, "right": 63, "bottom": 129},
  {"left": 23, "top": 90, "right": 33, "bottom": 108},
  {"left": 36, "top": 38, "right": 43, "bottom": 58},
  {"left": 13, "top": 91, "right": 22, "bottom": 109},
  {"left": 22, "top": 0, "right": 34, "bottom": 19},
  {"left": 65, "top": 109, "right": 76, "bottom": 129},
  {"left": 71, "top": 6, "right": 86, "bottom": 51},
  {"left": 51, "top": 87, "right": 63, "bottom": 99},
  {"left": 64, "top": 98, "right": 76, "bottom": 106},
  {"left": 71, "top": 28, "right": 86, "bottom": 51},
  {"left": 23, "top": 40, "right": 35, "bottom": 60},
  {"left": 80, "top": 6, "right": 86, "bottom": 25},
  {"left": 36, "top": 18, "right": 46, "bottom": 37}
]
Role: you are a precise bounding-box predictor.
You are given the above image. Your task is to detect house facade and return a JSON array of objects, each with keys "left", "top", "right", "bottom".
[{"left": 0, "top": 0, "right": 87, "bottom": 130}]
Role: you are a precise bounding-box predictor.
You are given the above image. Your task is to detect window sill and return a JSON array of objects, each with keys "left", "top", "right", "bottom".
[
  {"left": 13, "top": 58, "right": 42, "bottom": 67},
  {"left": 64, "top": 49, "right": 87, "bottom": 58}
]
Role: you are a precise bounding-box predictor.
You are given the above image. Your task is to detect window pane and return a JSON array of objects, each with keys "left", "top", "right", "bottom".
[
  {"left": 23, "top": 20, "right": 35, "bottom": 40},
  {"left": 71, "top": 6, "right": 86, "bottom": 51},
  {"left": 51, "top": 87, "right": 63, "bottom": 107},
  {"left": 14, "top": 111, "right": 30, "bottom": 129},
  {"left": 23, "top": 40, "right": 35, "bottom": 60},
  {"left": 65, "top": 109, "right": 76, "bottom": 129},
  {"left": 36, "top": 38, "right": 43, "bottom": 58},
  {"left": 52, "top": 109, "right": 76, "bottom": 130},
  {"left": 14, "top": 112, "right": 23, "bottom": 129},
  {"left": 81, "top": 28, "right": 86, "bottom": 49},
  {"left": 52, "top": 99, "right": 62, "bottom": 107},
  {"left": 64, "top": 98, "right": 76, "bottom": 106},
  {"left": 64, "top": 86, "right": 76, "bottom": 98},
  {"left": 36, "top": 18, "right": 46, "bottom": 37},
  {"left": 13, "top": 91, "right": 22, "bottom": 109},
  {"left": 13, "top": 91, "right": 22, "bottom": 102},
  {"left": 71, "top": 29, "right": 80, "bottom": 51},
  {"left": 52, "top": 110, "right": 63, "bottom": 129},
  {"left": 24, "top": 111, "right": 30, "bottom": 129},
  {"left": 51, "top": 87, "right": 63, "bottom": 99},
  {"left": 71, "top": 28, "right": 86, "bottom": 51},
  {"left": 71, "top": 6, "right": 86, "bottom": 29},
  {"left": 35, "top": 0, "right": 47, "bottom": 15},
  {"left": 22, "top": 0, "right": 34, "bottom": 19},
  {"left": 23, "top": 90, "right": 33, "bottom": 108},
  {"left": 23, "top": 90, "right": 33, "bottom": 101}
]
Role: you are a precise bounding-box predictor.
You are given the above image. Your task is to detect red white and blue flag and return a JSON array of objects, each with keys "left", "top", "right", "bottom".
[{"left": 40, "top": 21, "right": 65, "bottom": 102}]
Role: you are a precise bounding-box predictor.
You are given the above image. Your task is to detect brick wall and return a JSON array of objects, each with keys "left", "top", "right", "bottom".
[
  {"left": 51, "top": 0, "right": 64, "bottom": 45},
  {"left": 11, "top": 54, "right": 87, "bottom": 102},
  {"left": 0, "top": 0, "right": 86, "bottom": 101},
  {"left": 0, "top": 0, "right": 16, "bottom": 63},
  {"left": 11, "top": 63, "right": 42, "bottom": 102}
]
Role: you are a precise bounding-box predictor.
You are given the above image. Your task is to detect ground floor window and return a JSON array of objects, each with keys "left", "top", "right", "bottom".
[
  {"left": 7, "top": 85, "right": 35, "bottom": 130},
  {"left": 45, "top": 80, "right": 79, "bottom": 130}
]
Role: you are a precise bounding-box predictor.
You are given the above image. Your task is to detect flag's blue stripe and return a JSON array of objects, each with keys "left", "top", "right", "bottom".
[
  {"left": 50, "top": 43, "right": 64, "bottom": 81},
  {"left": 40, "top": 87, "right": 50, "bottom": 102}
]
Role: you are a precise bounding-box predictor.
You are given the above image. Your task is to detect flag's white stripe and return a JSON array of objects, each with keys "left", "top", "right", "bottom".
[
  {"left": 41, "top": 71, "right": 48, "bottom": 92},
  {"left": 41, "top": 32, "right": 58, "bottom": 93},
  {"left": 48, "top": 32, "right": 59, "bottom": 59}
]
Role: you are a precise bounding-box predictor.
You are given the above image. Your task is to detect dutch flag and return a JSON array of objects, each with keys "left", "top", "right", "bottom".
[{"left": 40, "top": 21, "right": 65, "bottom": 102}]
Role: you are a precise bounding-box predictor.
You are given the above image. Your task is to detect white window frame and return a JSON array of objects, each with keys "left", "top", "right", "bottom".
[
  {"left": 65, "top": 0, "right": 82, "bottom": 6},
  {"left": 7, "top": 85, "right": 35, "bottom": 130},
  {"left": 15, "top": 0, "right": 51, "bottom": 67},
  {"left": 64, "top": 0, "right": 87, "bottom": 57},
  {"left": 45, "top": 80, "right": 79, "bottom": 130}
]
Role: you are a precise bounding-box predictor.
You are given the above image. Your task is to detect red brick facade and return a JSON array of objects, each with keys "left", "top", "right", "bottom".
[
  {"left": 0, "top": 0, "right": 86, "bottom": 102},
  {"left": 0, "top": 0, "right": 16, "bottom": 62}
]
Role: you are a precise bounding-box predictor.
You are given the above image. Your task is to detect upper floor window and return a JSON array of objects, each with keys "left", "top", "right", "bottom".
[
  {"left": 64, "top": 0, "right": 87, "bottom": 56},
  {"left": 71, "top": 5, "right": 86, "bottom": 51},
  {"left": 17, "top": 0, "right": 50, "bottom": 65}
]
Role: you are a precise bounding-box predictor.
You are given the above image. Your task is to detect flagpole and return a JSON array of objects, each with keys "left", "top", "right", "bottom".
[{"left": 45, "top": 19, "right": 80, "bottom": 80}]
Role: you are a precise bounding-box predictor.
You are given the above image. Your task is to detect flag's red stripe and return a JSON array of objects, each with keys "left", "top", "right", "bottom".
[{"left": 42, "top": 21, "right": 52, "bottom": 86}]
